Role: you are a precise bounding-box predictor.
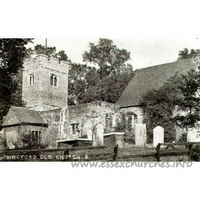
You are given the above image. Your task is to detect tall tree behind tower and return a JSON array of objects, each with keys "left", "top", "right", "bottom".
[
  {"left": 0, "top": 38, "right": 33, "bottom": 128},
  {"left": 83, "top": 38, "right": 132, "bottom": 80}
]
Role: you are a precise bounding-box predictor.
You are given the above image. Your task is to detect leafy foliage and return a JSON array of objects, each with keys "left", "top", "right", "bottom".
[
  {"left": 68, "top": 65, "right": 134, "bottom": 104},
  {"left": 68, "top": 63, "right": 88, "bottom": 105},
  {"left": 13, "top": 134, "right": 47, "bottom": 150},
  {"left": 72, "top": 38, "right": 135, "bottom": 104},
  {"left": 178, "top": 48, "right": 200, "bottom": 60},
  {"left": 25, "top": 39, "right": 134, "bottom": 105},
  {"left": 53, "top": 50, "right": 71, "bottom": 62},
  {"left": 115, "top": 112, "right": 126, "bottom": 132},
  {"left": 25, "top": 44, "right": 70, "bottom": 62},
  {"left": 34, "top": 44, "right": 56, "bottom": 57},
  {"left": 83, "top": 38, "right": 132, "bottom": 79},
  {"left": 142, "top": 69, "right": 200, "bottom": 142},
  {"left": 0, "top": 39, "right": 33, "bottom": 129}
]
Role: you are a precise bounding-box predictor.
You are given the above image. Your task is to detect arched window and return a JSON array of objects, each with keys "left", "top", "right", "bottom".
[
  {"left": 35, "top": 131, "right": 38, "bottom": 142},
  {"left": 105, "top": 113, "right": 113, "bottom": 133},
  {"left": 31, "top": 131, "right": 35, "bottom": 141},
  {"left": 50, "top": 74, "right": 54, "bottom": 86},
  {"left": 126, "top": 112, "right": 137, "bottom": 131},
  {"left": 39, "top": 131, "right": 42, "bottom": 143},
  {"left": 50, "top": 74, "right": 58, "bottom": 86},
  {"left": 60, "top": 111, "right": 64, "bottom": 122},
  {"left": 54, "top": 76, "right": 57, "bottom": 86},
  {"left": 29, "top": 74, "right": 34, "bottom": 85},
  {"left": 58, "top": 124, "right": 62, "bottom": 134}
]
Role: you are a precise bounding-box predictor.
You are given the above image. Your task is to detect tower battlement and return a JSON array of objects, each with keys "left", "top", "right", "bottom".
[{"left": 22, "top": 54, "right": 69, "bottom": 111}]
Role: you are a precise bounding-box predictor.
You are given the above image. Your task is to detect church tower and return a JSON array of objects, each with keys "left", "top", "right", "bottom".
[{"left": 22, "top": 54, "right": 69, "bottom": 111}]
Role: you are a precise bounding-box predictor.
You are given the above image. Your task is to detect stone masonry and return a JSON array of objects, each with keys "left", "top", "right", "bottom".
[{"left": 22, "top": 54, "right": 69, "bottom": 111}]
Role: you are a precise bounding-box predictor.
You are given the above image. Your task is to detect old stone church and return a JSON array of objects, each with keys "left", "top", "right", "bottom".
[
  {"left": 116, "top": 57, "right": 200, "bottom": 143},
  {"left": 3, "top": 53, "right": 200, "bottom": 149},
  {"left": 2, "top": 54, "right": 121, "bottom": 149}
]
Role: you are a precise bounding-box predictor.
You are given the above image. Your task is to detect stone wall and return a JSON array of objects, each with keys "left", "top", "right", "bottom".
[
  {"left": 3, "top": 125, "right": 48, "bottom": 149},
  {"left": 68, "top": 101, "right": 119, "bottom": 136},
  {"left": 0, "top": 130, "right": 3, "bottom": 148},
  {"left": 22, "top": 55, "right": 69, "bottom": 111},
  {"left": 120, "top": 106, "right": 144, "bottom": 124},
  {"left": 40, "top": 108, "right": 62, "bottom": 147},
  {"left": 38, "top": 102, "right": 120, "bottom": 147}
]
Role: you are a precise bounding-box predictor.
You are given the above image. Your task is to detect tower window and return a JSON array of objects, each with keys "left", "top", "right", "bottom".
[
  {"left": 50, "top": 74, "right": 58, "bottom": 86},
  {"left": 54, "top": 76, "right": 57, "bottom": 86},
  {"left": 29, "top": 74, "right": 34, "bottom": 85},
  {"left": 50, "top": 75, "right": 53, "bottom": 86}
]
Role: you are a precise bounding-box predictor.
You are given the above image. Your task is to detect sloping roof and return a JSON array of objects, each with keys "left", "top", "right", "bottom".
[
  {"left": 3, "top": 106, "right": 47, "bottom": 127},
  {"left": 116, "top": 58, "right": 198, "bottom": 108}
]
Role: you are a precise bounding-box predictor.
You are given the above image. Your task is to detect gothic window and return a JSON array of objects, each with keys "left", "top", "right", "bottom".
[
  {"left": 54, "top": 76, "right": 57, "bottom": 86},
  {"left": 126, "top": 113, "right": 137, "bottom": 131},
  {"left": 31, "top": 131, "right": 35, "bottom": 141},
  {"left": 35, "top": 131, "right": 38, "bottom": 142},
  {"left": 50, "top": 74, "right": 58, "bottom": 86},
  {"left": 29, "top": 74, "right": 34, "bottom": 85},
  {"left": 50, "top": 74, "right": 53, "bottom": 85},
  {"left": 127, "top": 116, "right": 132, "bottom": 130},
  {"left": 31, "top": 130, "right": 42, "bottom": 144},
  {"left": 60, "top": 111, "right": 64, "bottom": 122},
  {"left": 58, "top": 124, "right": 62, "bottom": 134},
  {"left": 39, "top": 131, "right": 42, "bottom": 143},
  {"left": 105, "top": 113, "right": 113, "bottom": 132}
]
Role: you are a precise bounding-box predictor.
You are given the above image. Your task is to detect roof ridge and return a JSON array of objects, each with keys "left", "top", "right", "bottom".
[
  {"left": 117, "top": 57, "right": 197, "bottom": 107},
  {"left": 134, "top": 58, "right": 193, "bottom": 72}
]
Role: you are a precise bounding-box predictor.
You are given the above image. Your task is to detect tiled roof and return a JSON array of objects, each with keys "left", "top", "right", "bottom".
[
  {"left": 3, "top": 106, "right": 47, "bottom": 126},
  {"left": 116, "top": 58, "right": 198, "bottom": 108}
]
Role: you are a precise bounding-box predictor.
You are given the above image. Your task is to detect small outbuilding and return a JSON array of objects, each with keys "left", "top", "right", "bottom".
[{"left": 2, "top": 106, "right": 48, "bottom": 149}]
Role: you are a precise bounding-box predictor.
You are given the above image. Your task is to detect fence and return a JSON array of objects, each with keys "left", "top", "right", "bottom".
[
  {"left": 1, "top": 142, "right": 200, "bottom": 162},
  {"left": 0, "top": 145, "right": 118, "bottom": 162},
  {"left": 155, "top": 142, "right": 200, "bottom": 161}
]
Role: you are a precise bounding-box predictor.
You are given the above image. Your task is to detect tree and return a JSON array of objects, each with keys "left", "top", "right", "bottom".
[
  {"left": 68, "top": 63, "right": 134, "bottom": 104},
  {"left": 83, "top": 38, "right": 132, "bottom": 80},
  {"left": 25, "top": 45, "right": 71, "bottom": 63},
  {"left": 0, "top": 39, "right": 33, "bottom": 129},
  {"left": 80, "top": 38, "right": 134, "bottom": 103},
  {"left": 68, "top": 63, "right": 88, "bottom": 105},
  {"left": 142, "top": 69, "right": 200, "bottom": 142},
  {"left": 53, "top": 50, "right": 71, "bottom": 62},
  {"left": 174, "top": 70, "right": 200, "bottom": 128},
  {"left": 34, "top": 44, "right": 56, "bottom": 57},
  {"left": 178, "top": 48, "right": 200, "bottom": 60}
]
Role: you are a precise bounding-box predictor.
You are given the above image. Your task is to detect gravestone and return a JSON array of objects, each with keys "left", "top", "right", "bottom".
[
  {"left": 82, "top": 119, "right": 93, "bottom": 140},
  {"left": 92, "top": 123, "right": 104, "bottom": 146},
  {"left": 187, "top": 128, "right": 200, "bottom": 142},
  {"left": 135, "top": 124, "right": 146, "bottom": 147},
  {"left": 153, "top": 126, "right": 164, "bottom": 147}
]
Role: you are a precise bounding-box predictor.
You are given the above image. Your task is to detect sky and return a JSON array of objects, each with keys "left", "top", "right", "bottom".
[
  {"left": 2, "top": 0, "right": 200, "bottom": 196},
  {"left": 27, "top": 38, "right": 200, "bottom": 70}
]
